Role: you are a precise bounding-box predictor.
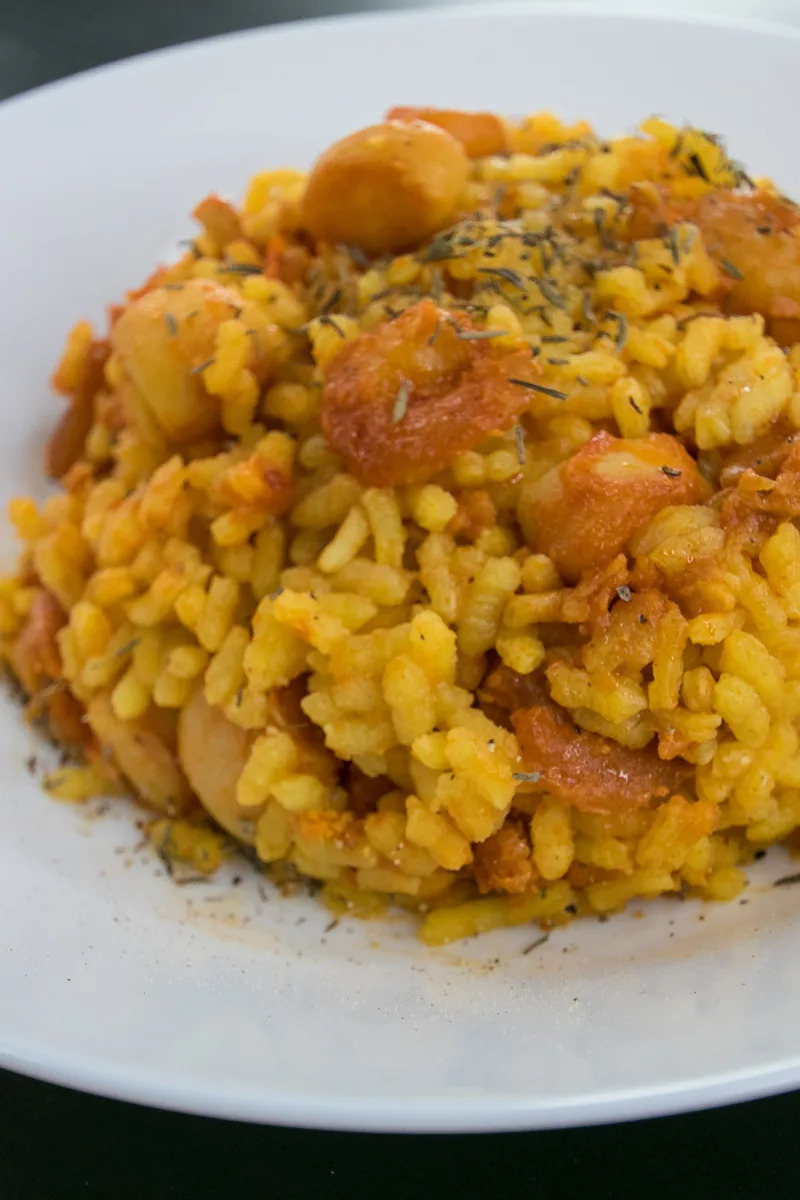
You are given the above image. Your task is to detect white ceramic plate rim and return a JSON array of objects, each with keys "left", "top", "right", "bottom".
[{"left": 4, "top": 3, "right": 800, "bottom": 1131}]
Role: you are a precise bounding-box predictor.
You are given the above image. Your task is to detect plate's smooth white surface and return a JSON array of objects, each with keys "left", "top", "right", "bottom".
[{"left": 3, "top": 4, "right": 800, "bottom": 1131}]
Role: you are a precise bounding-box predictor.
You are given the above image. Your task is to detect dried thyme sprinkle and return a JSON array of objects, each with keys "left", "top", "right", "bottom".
[
  {"left": 191, "top": 358, "right": 215, "bottom": 375},
  {"left": 682, "top": 226, "right": 697, "bottom": 254},
  {"left": 593, "top": 206, "right": 613, "bottom": 249},
  {"left": 321, "top": 287, "right": 343, "bottom": 313},
  {"left": 514, "top": 424, "right": 526, "bottom": 465},
  {"left": 720, "top": 257, "right": 744, "bottom": 281},
  {"left": 428, "top": 317, "right": 442, "bottom": 346},
  {"left": 392, "top": 379, "right": 409, "bottom": 424},
  {"left": 773, "top": 872, "right": 800, "bottom": 888},
  {"left": 582, "top": 290, "right": 596, "bottom": 325},
  {"left": 522, "top": 934, "right": 549, "bottom": 955},
  {"left": 235, "top": 685, "right": 244, "bottom": 708},
  {"left": 611, "top": 310, "right": 628, "bottom": 352},
  {"left": 513, "top": 770, "right": 541, "bottom": 783},
  {"left": 615, "top": 585, "right": 632, "bottom": 602},
  {"left": 164, "top": 313, "right": 178, "bottom": 337},
  {"left": 222, "top": 261, "right": 263, "bottom": 275},
  {"left": 430, "top": 266, "right": 444, "bottom": 304},
  {"left": 661, "top": 464, "right": 682, "bottom": 478},
  {"left": 547, "top": 357, "right": 570, "bottom": 366},
  {"left": 688, "top": 152, "right": 710, "bottom": 182},
  {"left": 338, "top": 242, "right": 370, "bottom": 268},
  {"left": 155, "top": 821, "right": 174, "bottom": 877},
  {"left": 629, "top": 397, "right": 643, "bottom": 415},
  {"left": 419, "top": 234, "right": 456, "bottom": 263},
  {"left": 456, "top": 329, "right": 506, "bottom": 340},
  {"left": 733, "top": 161, "right": 755, "bottom": 189},
  {"left": 319, "top": 314, "right": 345, "bottom": 337},
  {"left": 507, "top": 378, "right": 569, "bottom": 401},
  {"left": 668, "top": 226, "right": 681, "bottom": 266},
  {"left": 542, "top": 335, "right": 569, "bottom": 343},
  {"left": 114, "top": 637, "right": 142, "bottom": 658},
  {"left": 536, "top": 276, "right": 567, "bottom": 310},
  {"left": 477, "top": 265, "right": 527, "bottom": 291},
  {"left": 163, "top": 282, "right": 185, "bottom": 292},
  {"left": 676, "top": 309, "right": 720, "bottom": 330}
]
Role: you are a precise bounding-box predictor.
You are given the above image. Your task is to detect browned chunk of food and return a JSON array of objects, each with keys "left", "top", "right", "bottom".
[
  {"left": 473, "top": 821, "right": 534, "bottom": 894},
  {"left": 111, "top": 278, "right": 287, "bottom": 444},
  {"left": 345, "top": 765, "right": 393, "bottom": 816},
  {"left": 192, "top": 193, "right": 243, "bottom": 247},
  {"left": 480, "top": 663, "right": 550, "bottom": 715},
  {"left": 8, "top": 590, "right": 65, "bottom": 694},
  {"left": 719, "top": 439, "right": 800, "bottom": 550},
  {"left": 628, "top": 187, "right": 800, "bottom": 341},
  {"left": 300, "top": 121, "right": 470, "bottom": 256},
  {"left": 447, "top": 489, "right": 497, "bottom": 542},
  {"left": 511, "top": 702, "right": 690, "bottom": 815},
  {"left": 385, "top": 107, "right": 510, "bottom": 159},
  {"left": 321, "top": 300, "right": 539, "bottom": 485},
  {"left": 719, "top": 427, "right": 798, "bottom": 488},
  {"left": 519, "top": 431, "right": 709, "bottom": 581},
  {"left": 8, "top": 589, "right": 98, "bottom": 750}
]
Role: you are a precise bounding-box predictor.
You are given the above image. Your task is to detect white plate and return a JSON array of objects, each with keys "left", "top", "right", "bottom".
[{"left": 3, "top": 3, "right": 800, "bottom": 1132}]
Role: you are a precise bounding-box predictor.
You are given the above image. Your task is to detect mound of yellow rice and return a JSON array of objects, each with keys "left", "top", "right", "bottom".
[{"left": 6, "top": 108, "right": 800, "bottom": 945}]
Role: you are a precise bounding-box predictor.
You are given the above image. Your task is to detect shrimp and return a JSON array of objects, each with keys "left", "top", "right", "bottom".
[
  {"left": 628, "top": 187, "right": 800, "bottom": 341},
  {"left": 178, "top": 688, "right": 256, "bottom": 841},
  {"left": 518, "top": 431, "right": 709, "bottom": 582},
  {"left": 300, "top": 121, "right": 470, "bottom": 256},
  {"left": 321, "top": 299, "right": 540, "bottom": 485},
  {"left": 177, "top": 679, "right": 338, "bottom": 843},
  {"left": 86, "top": 692, "right": 195, "bottom": 815},
  {"left": 385, "top": 106, "right": 510, "bottom": 159},
  {"left": 481, "top": 663, "right": 691, "bottom": 814},
  {"left": 110, "top": 278, "right": 284, "bottom": 443},
  {"left": 512, "top": 701, "right": 691, "bottom": 814}
]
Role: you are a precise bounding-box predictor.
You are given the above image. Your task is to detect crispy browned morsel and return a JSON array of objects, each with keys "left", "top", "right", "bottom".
[
  {"left": 192, "top": 193, "right": 243, "bottom": 247},
  {"left": 321, "top": 300, "right": 539, "bottom": 485},
  {"left": 719, "top": 437, "right": 800, "bottom": 550},
  {"left": 628, "top": 187, "right": 800, "bottom": 340},
  {"left": 511, "top": 701, "right": 690, "bottom": 815},
  {"left": 300, "top": 121, "right": 470, "bottom": 255},
  {"left": 8, "top": 590, "right": 65, "bottom": 694},
  {"left": 473, "top": 820, "right": 535, "bottom": 894},
  {"left": 448, "top": 489, "right": 498, "bottom": 542},
  {"left": 7, "top": 589, "right": 97, "bottom": 749},
  {"left": 519, "top": 431, "right": 709, "bottom": 581},
  {"left": 385, "top": 106, "right": 511, "bottom": 159},
  {"left": 481, "top": 664, "right": 690, "bottom": 814}
]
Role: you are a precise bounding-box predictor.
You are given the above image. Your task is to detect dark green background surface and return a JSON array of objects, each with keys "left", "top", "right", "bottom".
[{"left": 0, "top": 2, "right": 797, "bottom": 1195}]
